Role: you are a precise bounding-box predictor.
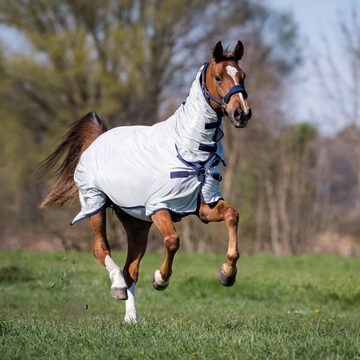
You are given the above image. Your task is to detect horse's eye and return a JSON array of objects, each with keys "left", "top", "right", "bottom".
[{"left": 215, "top": 75, "right": 222, "bottom": 82}]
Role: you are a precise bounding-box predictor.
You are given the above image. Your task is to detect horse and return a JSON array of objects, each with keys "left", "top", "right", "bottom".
[{"left": 40, "top": 41, "right": 252, "bottom": 323}]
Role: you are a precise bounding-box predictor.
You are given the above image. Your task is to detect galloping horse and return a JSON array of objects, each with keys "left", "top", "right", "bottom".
[{"left": 41, "top": 41, "right": 252, "bottom": 322}]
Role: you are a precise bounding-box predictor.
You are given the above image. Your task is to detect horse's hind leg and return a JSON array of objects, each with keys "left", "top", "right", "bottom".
[
  {"left": 90, "top": 210, "right": 128, "bottom": 300},
  {"left": 151, "top": 210, "right": 180, "bottom": 291},
  {"left": 114, "top": 208, "right": 151, "bottom": 322}
]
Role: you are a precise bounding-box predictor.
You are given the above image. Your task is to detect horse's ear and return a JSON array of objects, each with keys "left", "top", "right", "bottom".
[
  {"left": 233, "top": 41, "right": 244, "bottom": 61},
  {"left": 213, "top": 41, "right": 224, "bottom": 62}
]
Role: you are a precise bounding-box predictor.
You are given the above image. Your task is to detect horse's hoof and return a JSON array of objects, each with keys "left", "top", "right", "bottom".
[
  {"left": 217, "top": 267, "right": 237, "bottom": 287},
  {"left": 152, "top": 270, "right": 169, "bottom": 291},
  {"left": 111, "top": 287, "right": 128, "bottom": 300},
  {"left": 124, "top": 313, "right": 138, "bottom": 324}
]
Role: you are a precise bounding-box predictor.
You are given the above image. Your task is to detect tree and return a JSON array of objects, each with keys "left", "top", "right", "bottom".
[
  {"left": 0, "top": 0, "right": 303, "bottom": 253},
  {"left": 0, "top": 0, "right": 219, "bottom": 246},
  {"left": 314, "top": 2, "right": 360, "bottom": 206}
]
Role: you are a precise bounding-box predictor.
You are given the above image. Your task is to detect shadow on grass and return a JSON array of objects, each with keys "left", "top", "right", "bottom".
[{"left": 0, "top": 265, "right": 35, "bottom": 283}]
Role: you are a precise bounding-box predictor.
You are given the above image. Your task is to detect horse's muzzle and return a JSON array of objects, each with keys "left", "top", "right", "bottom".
[{"left": 230, "top": 108, "right": 252, "bottom": 128}]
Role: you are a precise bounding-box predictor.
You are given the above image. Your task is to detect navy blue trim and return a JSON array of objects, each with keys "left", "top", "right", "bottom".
[
  {"left": 171, "top": 144, "right": 225, "bottom": 185},
  {"left": 175, "top": 144, "right": 212, "bottom": 166},
  {"left": 200, "top": 62, "right": 247, "bottom": 109},
  {"left": 210, "top": 157, "right": 221, "bottom": 167},
  {"left": 205, "top": 90, "right": 222, "bottom": 106},
  {"left": 70, "top": 204, "right": 107, "bottom": 225},
  {"left": 199, "top": 143, "right": 217, "bottom": 153},
  {"left": 205, "top": 120, "right": 222, "bottom": 129},
  {"left": 114, "top": 205, "right": 196, "bottom": 223},
  {"left": 211, "top": 173, "right": 222, "bottom": 182},
  {"left": 176, "top": 153, "right": 196, "bottom": 167},
  {"left": 204, "top": 197, "right": 224, "bottom": 207},
  {"left": 170, "top": 171, "right": 197, "bottom": 178},
  {"left": 170, "top": 166, "right": 206, "bottom": 183},
  {"left": 115, "top": 204, "right": 145, "bottom": 210},
  {"left": 213, "top": 126, "right": 224, "bottom": 142},
  {"left": 200, "top": 62, "right": 223, "bottom": 110},
  {"left": 174, "top": 144, "right": 225, "bottom": 168},
  {"left": 223, "top": 85, "right": 247, "bottom": 104},
  {"left": 147, "top": 207, "right": 197, "bottom": 221}
]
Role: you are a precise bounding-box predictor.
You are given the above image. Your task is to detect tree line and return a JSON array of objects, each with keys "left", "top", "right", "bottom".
[{"left": 0, "top": 0, "right": 359, "bottom": 254}]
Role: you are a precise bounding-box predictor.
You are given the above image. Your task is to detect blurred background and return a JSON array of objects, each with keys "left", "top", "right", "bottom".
[{"left": 0, "top": 0, "right": 359, "bottom": 256}]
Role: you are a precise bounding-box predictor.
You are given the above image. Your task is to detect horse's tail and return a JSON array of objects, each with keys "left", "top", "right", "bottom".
[{"left": 40, "top": 112, "right": 107, "bottom": 208}]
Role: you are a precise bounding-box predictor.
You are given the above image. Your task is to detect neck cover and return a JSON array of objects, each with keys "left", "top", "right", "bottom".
[{"left": 72, "top": 65, "right": 226, "bottom": 224}]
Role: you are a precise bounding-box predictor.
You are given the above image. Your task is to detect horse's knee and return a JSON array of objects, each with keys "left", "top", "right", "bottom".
[
  {"left": 225, "top": 207, "right": 239, "bottom": 226},
  {"left": 198, "top": 207, "right": 210, "bottom": 223},
  {"left": 164, "top": 233, "right": 180, "bottom": 253}
]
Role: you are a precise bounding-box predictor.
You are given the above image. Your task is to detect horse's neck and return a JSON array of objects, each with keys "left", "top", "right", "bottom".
[{"left": 169, "top": 68, "right": 222, "bottom": 162}]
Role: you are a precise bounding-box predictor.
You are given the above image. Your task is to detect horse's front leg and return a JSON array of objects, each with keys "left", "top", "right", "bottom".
[
  {"left": 89, "top": 210, "right": 127, "bottom": 300},
  {"left": 198, "top": 200, "right": 239, "bottom": 286},
  {"left": 151, "top": 210, "right": 180, "bottom": 290}
]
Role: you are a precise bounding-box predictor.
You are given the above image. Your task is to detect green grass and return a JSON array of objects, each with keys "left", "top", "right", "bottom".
[{"left": 0, "top": 251, "right": 359, "bottom": 359}]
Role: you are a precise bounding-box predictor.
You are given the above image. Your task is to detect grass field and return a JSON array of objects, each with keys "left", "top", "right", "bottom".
[{"left": 0, "top": 250, "right": 359, "bottom": 359}]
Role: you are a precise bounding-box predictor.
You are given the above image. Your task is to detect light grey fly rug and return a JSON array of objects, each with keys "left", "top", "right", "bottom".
[{"left": 72, "top": 65, "right": 226, "bottom": 224}]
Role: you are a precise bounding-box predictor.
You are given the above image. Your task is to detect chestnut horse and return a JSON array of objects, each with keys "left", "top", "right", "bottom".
[{"left": 41, "top": 41, "right": 251, "bottom": 322}]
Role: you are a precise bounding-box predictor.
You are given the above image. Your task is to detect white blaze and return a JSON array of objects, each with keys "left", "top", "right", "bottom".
[
  {"left": 226, "top": 65, "right": 239, "bottom": 85},
  {"left": 225, "top": 65, "right": 248, "bottom": 112}
]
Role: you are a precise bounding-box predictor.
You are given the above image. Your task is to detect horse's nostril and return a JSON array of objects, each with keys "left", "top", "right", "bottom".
[
  {"left": 245, "top": 108, "right": 252, "bottom": 120},
  {"left": 233, "top": 109, "right": 241, "bottom": 121}
]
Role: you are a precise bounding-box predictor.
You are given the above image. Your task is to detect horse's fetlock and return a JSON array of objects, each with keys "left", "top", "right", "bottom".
[{"left": 227, "top": 251, "right": 240, "bottom": 263}]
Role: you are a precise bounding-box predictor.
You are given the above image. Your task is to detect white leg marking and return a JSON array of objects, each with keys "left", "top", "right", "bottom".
[
  {"left": 124, "top": 283, "right": 138, "bottom": 323},
  {"left": 153, "top": 269, "right": 169, "bottom": 287},
  {"left": 105, "top": 255, "right": 127, "bottom": 289}
]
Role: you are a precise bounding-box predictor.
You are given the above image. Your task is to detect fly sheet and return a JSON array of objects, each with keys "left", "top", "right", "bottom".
[{"left": 72, "top": 66, "right": 226, "bottom": 224}]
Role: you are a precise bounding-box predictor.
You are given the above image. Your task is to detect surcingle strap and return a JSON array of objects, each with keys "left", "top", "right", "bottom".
[
  {"left": 170, "top": 170, "right": 199, "bottom": 179},
  {"left": 199, "top": 143, "right": 217, "bottom": 153},
  {"left": 170, "top": 167, "right": 206, "bottom": 183},
  {"left": 211, "top": 173, "right": 222, "bottom": 182},
  {"left": 205, "top": 120, "right": 222, "bottom": 129},
  {"left": 171, "top": 145, "right": 222, "bottom": 183},
  {"left": 170, "top": 168, "right": 222, "bottom": 183}
]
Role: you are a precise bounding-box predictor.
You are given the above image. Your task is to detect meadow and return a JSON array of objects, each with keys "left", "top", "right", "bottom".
[{"left": 0, "top": 250, "right": 359, "bottom": 359}]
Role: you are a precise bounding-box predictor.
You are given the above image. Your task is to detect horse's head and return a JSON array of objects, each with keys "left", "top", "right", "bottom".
[{"left": 206, "top": 41, "right": 252, "bottom": 128}]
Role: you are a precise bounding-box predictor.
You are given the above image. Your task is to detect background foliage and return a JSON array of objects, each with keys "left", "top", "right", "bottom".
[{"left": 0, "top": 0, "right": 359, "bottom": 255}]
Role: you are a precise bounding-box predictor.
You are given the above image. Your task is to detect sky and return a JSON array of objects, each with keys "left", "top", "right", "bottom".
[
  {"left": 269, "top": 0, "right": 355, "bottom": 133},
  {"left": 0, "top": 0, "right": 356, "bottom": 133}
]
